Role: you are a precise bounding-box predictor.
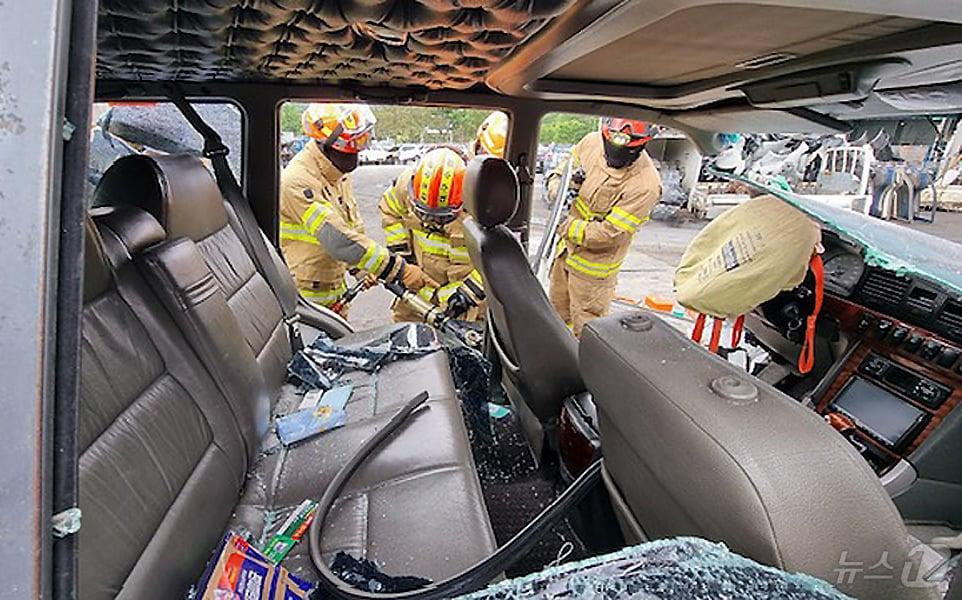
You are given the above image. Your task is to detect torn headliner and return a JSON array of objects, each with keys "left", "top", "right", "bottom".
[{"left": 95, "top": 0, "right": 575, "bottom": 90}]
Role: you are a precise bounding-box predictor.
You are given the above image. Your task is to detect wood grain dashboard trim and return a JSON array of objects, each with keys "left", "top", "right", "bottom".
[{"left": 815, "top": 294, "right": 962, "bottom": 462}]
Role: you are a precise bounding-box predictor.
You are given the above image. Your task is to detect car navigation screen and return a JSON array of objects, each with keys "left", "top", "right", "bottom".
[{"left": 831, "top": 377, "right": 927, "bottom": 449}]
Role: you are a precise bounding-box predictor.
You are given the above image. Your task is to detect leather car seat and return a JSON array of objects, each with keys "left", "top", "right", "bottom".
[
  {"left": 462, "top": 156, "right": 586, "bottom": 457},
  {"left": 581, "top": 311, "right": 937, "bottom": 600}
]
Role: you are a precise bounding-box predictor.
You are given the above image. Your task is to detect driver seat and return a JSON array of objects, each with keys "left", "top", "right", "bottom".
[
  {"left": 581, "top": 311, "right": 936, "bottom": 600},
  {"left": 462, "top": 156, "right": 586, "bottom": 457}
]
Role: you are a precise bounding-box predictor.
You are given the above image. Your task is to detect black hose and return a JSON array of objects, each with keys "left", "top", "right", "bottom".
[{"left": 309, "top": 392, "right": 602, "bottom": 599}]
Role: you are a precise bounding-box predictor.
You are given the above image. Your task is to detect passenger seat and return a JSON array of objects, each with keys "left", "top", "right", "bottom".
[
  {"left": 462, "top": 156, "right": 585, "bottom": 457},
  {"left": 581, "top": 311, "right": 937, "bottom": 600}
]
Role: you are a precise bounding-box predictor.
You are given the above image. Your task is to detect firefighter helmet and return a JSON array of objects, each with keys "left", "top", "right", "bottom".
[
  {"left": 301, "top": 103, "right": 376, "bottom": 153},
  {"left": 409, "top": 148, "right": 466, "bottom": 225},
  {"left": 476, "top": 111, "right": 508, "bottom": 157},
  {"left": 600, "top": 117, "right": 655, "bottom": 148}
]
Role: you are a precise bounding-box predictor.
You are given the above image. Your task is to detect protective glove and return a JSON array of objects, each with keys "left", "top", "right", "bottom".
[
  {"left": 443, "top": 287, "right": 477, "bottom": 320},
  {"left": 398, "top": 263, "right": 439, "bottom": 291}
]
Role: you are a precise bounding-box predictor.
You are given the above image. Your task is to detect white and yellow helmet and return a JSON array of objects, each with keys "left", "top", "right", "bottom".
[{"left": 475, "top": 111, "right": 508, "bottom": 157}]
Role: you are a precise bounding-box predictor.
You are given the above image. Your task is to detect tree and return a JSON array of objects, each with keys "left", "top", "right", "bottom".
[
  {"left": 539, "top": 113, "right": 598, "bottom": 145},
  {"left": 281, "top": 103, "right": 306, "bottom": 134}
]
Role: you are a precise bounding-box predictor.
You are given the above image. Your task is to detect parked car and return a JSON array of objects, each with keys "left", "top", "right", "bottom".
[
  {"left": 396, "top": 143, "right": 422, "bottom": 164},
  {"left": 359, "top": 142, "right": 397, "bottom": 165}
]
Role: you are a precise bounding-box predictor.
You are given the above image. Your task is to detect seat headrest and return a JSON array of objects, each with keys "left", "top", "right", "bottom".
[
  {"left": 93, "top": 154, "right": 229, "bottom": 242},
  {"left": 463, "top": 156, "right": 518, "bottom": 228},
  {"left": 84, "top": 216, "right": 113, "bottom": 303}
]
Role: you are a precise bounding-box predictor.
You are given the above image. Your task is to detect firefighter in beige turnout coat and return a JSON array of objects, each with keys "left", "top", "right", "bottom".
[{"left": 546, "top": 118, "right": 662, "bottom": 337}]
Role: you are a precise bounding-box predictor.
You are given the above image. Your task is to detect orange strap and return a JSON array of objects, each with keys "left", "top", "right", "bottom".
[
  {"left": 798, "top": 253, "right": 824, "bottom": 374},
  {"left": 731, "top": 315, "right": 745, "bottom": 348},
  {"left": 691, "top": 313, "right": 707, "bottom": 343},
  {"left": 709, "top": 317, "right": 724, "bottom": 353}
]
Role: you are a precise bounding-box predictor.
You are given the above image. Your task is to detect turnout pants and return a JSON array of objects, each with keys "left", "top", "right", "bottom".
[{"left": 548, "top": 254, "right": 618, "bottom": 337}]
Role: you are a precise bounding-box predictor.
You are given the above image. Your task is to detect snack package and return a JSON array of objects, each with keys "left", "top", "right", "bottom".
[
  {"left": 194, "top": 532, "right": 314, "bottom": 599},
  {"left": 261, "top": 500, "right": 318, "bottom": 564}
]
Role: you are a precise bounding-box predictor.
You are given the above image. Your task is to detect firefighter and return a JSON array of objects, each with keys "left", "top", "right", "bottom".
[
  {"left": 379, "top": 147, "right": 485, "bottom": 323},
  {"left": 473, "top": 111, "right": 508, "bottom": 158},
  {"left": 545, "top": 117, "right": 662, "bottom": 337},
  {"left": 280, "top": 103, "right": 436, "bottom": 317}
]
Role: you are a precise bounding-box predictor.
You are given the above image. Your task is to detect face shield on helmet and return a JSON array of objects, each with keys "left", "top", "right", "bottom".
[
  {"left": 475, "top": 111, "right": 508, "bottom": 157},
  {"left": 600, "top": 117, "right": 655, "bottom": 168},
  {"left": 409, "top": 148, "right": 466, "bottom": 228},
  {"left": 301, "top": 103, "right": 376, "bottom": 154}
]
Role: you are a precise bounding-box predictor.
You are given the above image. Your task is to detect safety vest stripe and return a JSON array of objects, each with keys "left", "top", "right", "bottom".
[
  {"left": 417, "top": 285, "right": 437, "bottom": 302},
  {"left": 299, "top": 282, "right": 347, "bottom": 305},
  {"left": 604, "top": 211, "right": 637, "bottom": 233},
  {"left": 412, "top": 229, "right": 468, "bottom": 261},
  {"left": 358, "top": 244, "right": 388, "bottom": 273},
  {"left": 448, "top": 245, "right": 470, "bottom": 262},
  {"left": 280, "top": 222, "right": 320, "bottom": 245},
  {"left": 384, "top": 223, "right": 408, "bottom": 244},
  {"left": 565, "top": 252, "right": 622, "bottom": 278},
  {"left": 302, "top": 201, "right": 332, "bottom": 235},
  {"left": 568, "top": 219, "right": 587, "bottom": 245},
  {"left": 610, "top": 206, "right": 644, "bottom": 225},
  {"left": 384, "top": 188, "right": 406, "bottom": 215},
  {"left": 574, "top": 197, "right": 598, "bottom": 220},
  {"left": 437, "top": 282, "right": 461, "bottom": 303},
  {"left": 468, "top": 269, "right": 483, "bottom": 285}
]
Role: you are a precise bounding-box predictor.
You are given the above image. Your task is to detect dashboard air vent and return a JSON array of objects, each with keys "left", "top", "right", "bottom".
[
  {"left": 860, "top": 269, "right": 910, "bottom": 307},
  {"left": 906, "top": 285, "right": 939, "bottom": 313},
  {"left": 938, "top": 299, "right": 962, "bottom": 333}
]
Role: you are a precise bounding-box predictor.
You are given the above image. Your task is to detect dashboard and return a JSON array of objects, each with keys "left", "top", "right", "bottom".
[{"left": 786, "top": 234, "right": 962, "bottom": 478}]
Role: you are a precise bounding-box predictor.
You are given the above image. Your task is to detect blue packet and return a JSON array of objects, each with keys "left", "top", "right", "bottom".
[
  {"left": 276, "top": 385, "right": 353, "bottom": 446},
  {"left": 276, "top": 408, "right": 346, "bottom": 446}
]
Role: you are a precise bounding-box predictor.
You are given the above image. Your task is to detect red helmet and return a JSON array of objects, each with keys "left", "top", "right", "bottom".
[
  {"left": 410, "top": 148, "right": 466, "bottom": 225},
  {"left": 600, "top": 117, "right": 655, "bottom": 148}
]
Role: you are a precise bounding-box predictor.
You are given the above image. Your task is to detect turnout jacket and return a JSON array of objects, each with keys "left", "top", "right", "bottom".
[
  {"left": 280, "top": 141, "right": 396, "bottom": 305},
  {"left": 379, "top": 167, "right": 484, "bottom": 314},
  {"left": 547, "top": 131, "right": 662, "bottom": 280}
]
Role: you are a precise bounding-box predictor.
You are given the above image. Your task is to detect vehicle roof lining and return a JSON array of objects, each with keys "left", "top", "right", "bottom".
[
  {"left": 487, "top": 0, "right": 962, "bottom": 113},
  {"left": 95, "top": 0, "right": 576, "bottom": 90}
]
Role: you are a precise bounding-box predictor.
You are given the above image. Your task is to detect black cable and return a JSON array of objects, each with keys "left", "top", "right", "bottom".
[{"left": 308, "top": 392, "right": 602, "bottom": 599}]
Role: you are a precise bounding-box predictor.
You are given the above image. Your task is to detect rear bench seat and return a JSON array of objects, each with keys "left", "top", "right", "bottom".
[{"left": 80, "top": 160, "right": 495, "bottom": 597}]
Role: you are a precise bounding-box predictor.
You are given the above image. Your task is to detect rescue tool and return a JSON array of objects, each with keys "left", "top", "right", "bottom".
[
  {"left": 329, "top": 277, "right": 367, "bottom": 314},
  {"left": 531, "top": 157, "right": 574, "bottom": 284},
  {"left": 382, "top": 280, "right": 483, "bottom": 348}
]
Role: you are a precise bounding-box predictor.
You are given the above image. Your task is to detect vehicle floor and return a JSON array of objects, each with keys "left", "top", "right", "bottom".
[{"left": 463, "top": 393, "right": 588, "bottom": 578}]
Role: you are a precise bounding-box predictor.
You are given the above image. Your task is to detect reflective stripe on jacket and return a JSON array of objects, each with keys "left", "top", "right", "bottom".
[
  {"left": 280, "top": 141, "right": 393, "bottom": 296},
  {"left": 547, "top": 131, "right": 661, "bottom": 280}
]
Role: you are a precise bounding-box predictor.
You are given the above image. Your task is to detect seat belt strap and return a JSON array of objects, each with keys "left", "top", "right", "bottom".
[{"left": 166, "top": 85, "right": 303, "bottom": 352}]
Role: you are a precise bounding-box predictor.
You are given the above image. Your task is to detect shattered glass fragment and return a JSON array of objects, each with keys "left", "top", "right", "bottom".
[
  {"left": 330, "top": 552, "right": 432, "bottom": 593},
  {"left": 461, "top": 537, "right": 850, "bottom": 600}
]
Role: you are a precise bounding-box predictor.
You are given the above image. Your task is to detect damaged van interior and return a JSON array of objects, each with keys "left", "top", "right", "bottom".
[{"left": 8, "top": 0, "right": 962, "bottom": 598}]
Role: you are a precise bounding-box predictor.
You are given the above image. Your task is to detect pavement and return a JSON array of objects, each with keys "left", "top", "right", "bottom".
[
  {"left": 346, "top": 165, "right": 703, "bottom": 331},
  {"left": 335, "top": 164, "right": 962, "bottom": 332}
]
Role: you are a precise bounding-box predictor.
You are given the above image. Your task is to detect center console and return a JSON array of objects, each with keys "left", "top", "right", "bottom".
[{"left": 816, "top": 296, "right": 962, "bottom": 475}]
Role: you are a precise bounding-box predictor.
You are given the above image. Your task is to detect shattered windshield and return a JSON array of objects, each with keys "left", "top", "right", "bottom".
[{"left": 725, "top": 172, "right": 962, "bottom": 296}]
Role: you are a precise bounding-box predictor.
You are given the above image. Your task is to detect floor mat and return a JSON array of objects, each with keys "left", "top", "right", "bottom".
[
  {"left": 467, "top": 403, "right": 588, "bottom": 577},
  {"left": 448, "top": 345, "right": 588, "bottom": 576}
]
